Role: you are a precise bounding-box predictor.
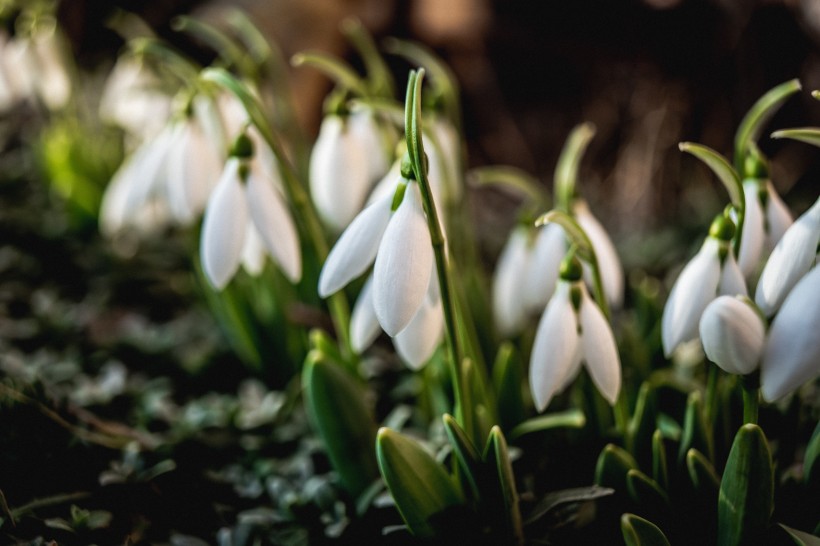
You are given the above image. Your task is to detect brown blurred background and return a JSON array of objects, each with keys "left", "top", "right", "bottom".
[{"left": 59, "top": 0, "right": 820, "bottom": 269}]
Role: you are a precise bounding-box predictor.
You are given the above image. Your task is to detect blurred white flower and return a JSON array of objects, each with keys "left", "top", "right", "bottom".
[
  {"left": 28, "top": 24, "right": 72, "bottom": 111},
  {"left": 426, "top": 117, "right": 462, "bottom": 205},
  {"left": 755, "top": 197, "right": 820, "bottom": 317},
  {"left": 493, "top": 226, "right": 533, "bottom": 337},
  {"left": 99, "top": 56, "right": 172, "bottom": 139},
  {"left": 574, "top": 200, "right": 624, "bottom": 309},
  {"left": 760, "top": 264, "right": 820, "bottom": 401},
  {"left": 309, "top": 114, "right": 371, "bottom": 231},
  {"left": 662, "top": 222, "right": 746, "bottom": 357},
  {"left": 349, "top": 106, "right": 395, "bottom": 184},
  {"left": 200, "top": 154, "right": 301, "bottom": 289},
  {"left": 524, "top": 222, "right": 565, "bottom": 314},
  {"left": 529, "top": 262, "right": 621, "bottom": 412},
  {"left": 737, "top": 180, "right": 793, "bottom": 278},
  {"left": 699, "top": 295, "right": 765, "bottom": 375}
]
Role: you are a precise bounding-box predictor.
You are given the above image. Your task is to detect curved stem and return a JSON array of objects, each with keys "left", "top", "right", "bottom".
[{"left": 741, "top": 372, "right": 760, "bottom": 425}]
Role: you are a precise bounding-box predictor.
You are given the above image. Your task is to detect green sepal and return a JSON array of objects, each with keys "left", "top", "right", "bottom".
[
  {"left": 652, "top": 429, "right": 669, "bottom": 492},
  {"left": 679, "top": 142, "right": 743, "bottom": 210},
  {"left": 628, "top": 382, "right": 658, "bottom": 469},
  {"left": 621, "top": 513, "right": 672, "bottom": 546},
  {"left": 554, "top": 122, "right": 596, "bottom": 211},
  {"left": 626, "top": 469, "right": 669, "bottom": 508},
  {"left": 509, "top": 409, "right": 586, "bottom": 440},
  {"left": 595, "top": 443, "right": 639, "bottom": 494},
  {"left": 804, "top": 421, "right": 820, "bottom": 490},
  {"left": 483, "top": 426, "right": 524, "bottom": 544},
  {"left": 678, "top": 390, "right": 713, "bottom": 466},
  {"left": 302, "top": 350, "right": 379, "bottom": 497},
  {"left": 686, "top": 448, "right": 720, "bottom": 493},
  {"left": 492, "top": 342, "right": 526, "bottom": 432},
  {"left": 376, "top": 427, "right": 464, "bottom": 538},
  {"left": 734, "top": 78, "right": 801, "bottom": 170},
  {"left": 778, "top": 523, "right": 820, "bottom": 545},
  {"left": 771, "top": 127, "right": 820, "bottom": 148},
  {"left": 442, "top": 413, "right": 482, "bottom": 499},
  {"left": 718, "top": 424, "right": 774, "bottom": 546}
]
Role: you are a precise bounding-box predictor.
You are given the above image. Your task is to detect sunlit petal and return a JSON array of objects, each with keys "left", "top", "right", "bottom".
[
  {"left": 350, "top": 276, "right": 381, "bottom": 354},
  {"left": 493, "top": 227, "right": 533, "bottom": 337},
  {"left": 241, "top": 221, "right": 266, "bottom": 276},
  {"left": 393, "top": 297, "right": 444, "bottom": 370},
  {"left": 574, "top": 200, "right": 624, "bottom": 309},
  {"left": 579, "top": 288, "right": 621, "bottom": 405},
  {"left": 700, "top": 296, "right": 764, "bottom": 375},
  {"left": 525, "top": 223, "right": 565, "bottom": 313},
  {"left": 200, "top": 159, "right": 247, "bottom": 289}
]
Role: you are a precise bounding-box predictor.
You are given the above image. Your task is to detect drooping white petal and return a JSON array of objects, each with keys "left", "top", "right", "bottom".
[
  {"left": 99, "top": 56, "right": 171, "bottom": 139},
  {"left": 718, "top": 251, "right": 747, "bottom": 297},
  {"left": 760, "top": 265, "right": 820, "bottom": 402},
  {"left": 661, "top": 238, "right": 722, "bottom": 356},
  {"left": 755, "top": 197, "right": 820, "bottom": 317},
  {"left": 121, "top": 126, "right": 176, "bottom": 218},
  {"left": 525, "top": 223, "right": 566, "bottom": 313},
  {"left": 350, "top": 276, "right": 382, "bottom": 354},
  {"left": 318, "top": 191, "right": 394, "bottom": 297},
  {"left": 699, "top": 296, "right": 765, "bottom": 375},
  {"left": 493, "top": 227, "right": 533, "bottom": 337},
  {"left": 579, "top": 288, "right": 621, "bottom": 405},
  {"left": 349, "top": 108, "right": 393, "bottom": 183},
  {"left": 427, "top": 117, "right": 461, "bottom": 203},
  {"left": 241, "top": 221, "right": 266, "bottom": 276},
  {"left": 309, "top": 115, "right": 371, "bottom": 231},
  {"left": 245, "top": 170, "right": 302, "bottom": 283},
  {"left": 738, "top": 180, "right": 765, "bottom": 278},
  {"left": 763, "top": 181, "right": 793, "bottom": 251},
  {"left": 393, "top": 296, "right": 444, "bottom": 370},
  {"left": 529, "top": 282, "right": 581, "bottom": 412},
  {"left": 200, "top": 159, "right": 248, "bottom": 289},
  {"left": 373, "top": 184, "right": 433, "bottom": 336},
  {"left": 99, "top": 153, "right": 141, "bottom": 235},
  {"left": 366, "top": 161, "right": 402, "bottom": 206},
  {"left": 574, "top": 200, "right": 624, "bottom": 309}
]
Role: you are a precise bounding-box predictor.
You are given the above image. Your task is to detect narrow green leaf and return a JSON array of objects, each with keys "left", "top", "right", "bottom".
[
  {"left": 678, "top": 390, "right": 713, "bottom": 465},
  {"left": 687, "top": 448, "right": 720, "bottom": 492},
  {"left": 509, "top": 409, "right": 586, "bottom": 440},
  {"left": 734, "top": 79, "right": 801, "bottom": 170},
  {"left": 652, "top": 429, "right": 669, "bottom": 492},
  {"left": 779, "top": 523, "right": 820, "bottom": 545},
  {"left": 341, "top": 17, "right": 395, "bottom": 98},
  {"left": 303, "top": 351, "right": 379, "bottom": 497},
  {"left": 442, "top": 413, "right": 482, "bottom": 498},
  {"left": 524, "top": 485, "right": 614, "bottom": 526},
  {"left": 595, "top": 444, "right": 639, "bottom": 494},
  {"left": 804, "top": 421, "right": 820, "bottom": 490},
  {"left": 628, "top": 382, "right": 657, "bottom": 469},
  {"left": 172, "top": 15, "right": 255, "bottom": 78},
  {"left": 484, "top": 426, "right": 524, "bottom": 544},
  {"left": 376, "top": 428, "right": 464, "bottom": 537},
  {"left": 291, "top": 51, "right": 368, "bottom": 97},
  {"left": 621, "top": 513, "right": 672, "bottom": 546},
  {"left": 554, "top": 122, "right": 596, "bottom": 211},
  {"left": 718, "top": 424, "right": 774, "bottom": 546},
  {"left": 771, "top": 128, "right": 820, "bottom": 148},
  {"left": 627, "top": 469, "right": 669, "bottom": 507},
  {"left": 492, "top": 342, "right": 527, "bottom": 433},
  {"left": 679, "top": 142, "right": 743, "bottom": 209}
]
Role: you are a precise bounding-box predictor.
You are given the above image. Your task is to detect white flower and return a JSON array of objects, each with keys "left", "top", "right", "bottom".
[
  {"left": 426, "top": 117, "right": 462, "bottom": 205},
  {"left": 529, "top": 274, "right": 621, "bottom": 411},
  {"left": 319, "top": 179, "right": 433, "bottom": 336},
  {"left": 493, "top": 226, "right": 533, "bottom": 337},
  {"left": 574, "top": 200, "right": 624, "bottom": 309},
  {"left": 738, "top": 180, "right": 794, "bottom": 277},
  {"left": 99, "top": 56, "right": 172, "bottom": 139},
  {"left": 349, "top": 107, "right": 395, "bottom": 184},
  {"left": 760, "top": 264, "right": 820, "bottom": 402},
  {"left": 699, "top": 296, "right": 765, "bottom": 375},
  {"left": 755, "top": 197, "right": 820, "bottom": 317},
  {"left": 661, "top": 232, "right": 747, "bottom": 357},
  {"left": 524, "top": 223, "right": 565, "bottom": 314},
  {"left": 28, "top": 25, "right": 71, "bottom": 111},
  {"left": 309, "top": 115, "right": 371, "bottom": 231},
  {"left": 200, "top": 156, "right": 302, "bottom": 289}
]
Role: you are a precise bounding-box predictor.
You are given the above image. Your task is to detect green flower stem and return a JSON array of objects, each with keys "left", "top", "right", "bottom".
[
  {"left": 741, "top": 371, "right": 760, "bottom": 425},
  {"left": 130, "top": 37, "right": 201, "bottom": 86},
  {"left": 201, "top": 68, "right": 353, "bottom": 362},
  {"left": 405, "top": 69, "right": 470, "bottom": 435},
  {"left": 341, "top": 17, "right": 395, "bottom": 98},
  {"left": 614, "top": 389, "right": 630, "bottom": 439},
  {"left": 704, "top": 363, "right": 720, "bottom": 425},
  {"left": 554, "top": 122, "right": 596, "bottom": 212}
]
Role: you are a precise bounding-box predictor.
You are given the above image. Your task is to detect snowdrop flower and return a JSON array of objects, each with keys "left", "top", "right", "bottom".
[
  {"left": 200, "top": 135, "right": 301, "bottom": 289},
  {"left": 27, "top": 23, "right": 72, "bottom": 111},
  {"left": 755, "top": 196, "right": 820, "bottom": 317},
  {"left": 662, "top": 215, "right": 747, "bottom": 357},
  {"left": 309, "top": 114, "right": 371, "bottom": 231},
  {"left": 493, "top": 226, "right": 534, "bottom": 337},
  {"left": 426, "top": 117, "right": 462, "bottom": 205},
  {"left": 737, "top": 179, "right": 793, "bottom": 277},
  {"left": 319, "top": 172, "right": 433, "bottom": 336},
  {"left": 348, "top": 106, "right": 395, "bottom": 184},
  {"left": 524, "top": 223, "right": 566, "bottom": 314},
  {"left": 699, "top": 296, "right": 765, "bottom": 375},
  {"left": 760, "top": 264, "right": 820, "bottom": 401},
  {"left": 574, "top": 200, "right": 624, "bottom": 309},
  {"left": 529, "top": 255, "right": 621, "bottom": 411}
]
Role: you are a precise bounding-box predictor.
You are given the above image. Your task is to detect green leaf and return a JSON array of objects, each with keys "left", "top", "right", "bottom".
[
  {"left": 718, "top": 424, "right": 774, "bottom": 546},
  {"left": 687, "top": 448, "right": 720, "bottom": 492},
  {"left": 492, "top": 342, "right": 527, "bottom": 433},
  {"left": 483, "top": 426, "right": 524, "bottom": 543},
  {"left": 771, "top": 127, "right": 820, "bottom": 148},
  {"left": 678, "top": 390, "right": 713, "bottom": 466},
  {"left": 524, "top": 485, "right": 614, "bottom": 526},
  {"left": 804, "top": 421, "right": 820, "bottom": 490},
  {"left": 626, "top": 469, "right": 669, "bottom": 508},
  {"left": 442, "top": 413, "right": 482, "bottom": 499},
  {"left": 291, "top": 51, "right": 368, "bottom": 97},
  {"left": 554, "top": 122, "right": 596, "bottom": 211},
  {"left": 595, "top": 444, "right": 638, "bottom": 494},
  {"left": 779, "top": 523, "right": 820, "bottom": 545},
  {"left": 679, "top": 142, "right": 743, "bottom": 210},
  {"left": 461, "top": 357, "right": 494, "bottom": 444},
  {"left": 376, "top": 428, "right": 464, "bottom": 537},
  {"left": 734, "top": 78, "right": 802, "bottom": 170},
  {"left": 303, "top": 351, "right": 379, "bottom": 497},
  {"left": 621, "top": 513, "right": 672, "bottom": 546},
  {"left": 509, "top": 409, "right": 586, "bottom": 439},
  {"left": 652, "top": 429, "right": 669, "bottom": 492},
  {"left": 628, "top": 381, "right": 658, "bottom": 469}
]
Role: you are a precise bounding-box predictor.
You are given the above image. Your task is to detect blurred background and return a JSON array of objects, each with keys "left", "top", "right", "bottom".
[{"left": 56, "top": 0, "right": 820, "bottom": 266}]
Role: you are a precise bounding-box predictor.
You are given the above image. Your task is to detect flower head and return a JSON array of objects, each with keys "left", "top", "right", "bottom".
[
  {"left": 529, "top": 256, "right": 621, "bottom": 411},
  {"left": 699, "top": 295, "right": 765, "bottom": 375}
]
